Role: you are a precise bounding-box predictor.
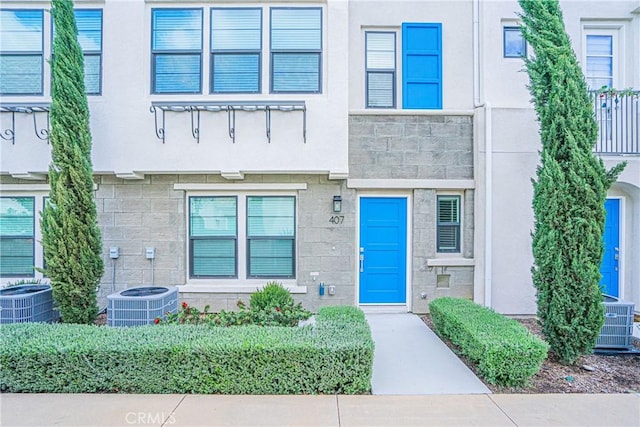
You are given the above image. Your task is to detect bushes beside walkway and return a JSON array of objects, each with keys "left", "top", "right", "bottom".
[
  {"left": 0, "top": 306, "right": 373, "bottom": 394},
  {"left": 429, "top": 297, "right": 548, "bottom": 386}
]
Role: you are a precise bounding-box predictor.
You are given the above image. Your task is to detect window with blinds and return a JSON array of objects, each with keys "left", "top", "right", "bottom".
[
  {"left": 586, "top": 34, "right": 613, "bottom": 89},
  {"left": 52, "top": 9, "right": 103, "bottom": 95},
  {"left": 74, "top": 9, "right": 102, "bottom": 95},
  {"left": 503, "top": 26, "right": 526, "bottom": 58},
  {"left": 270, "top": 8, "right": 322, "bottom": 93},
  {"left": 189, "top": 196, "right": 237, "bottom": 278},
  {"left": 151, "top": 8, "right": 203, "bottom": 94},
  {"left": 437, "top": 195, "right": 461, "bottom": 253},
  {"left": 211, "top": 8, "right": 261, "bottom": 93},
  {"left": 0, "top": 197, "right": 35, "bottom": 277},
  {"left": 366, "top": 31, "right": 396, "bottom": 108},
  {"left": 0, "top": 9, "right": 43, "bottom": 95},
  {"left": 247, "top": 196, "right": 295, "bottom": 278}
]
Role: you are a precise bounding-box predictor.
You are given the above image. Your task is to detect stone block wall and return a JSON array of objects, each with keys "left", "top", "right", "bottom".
[
  {"left": 96, "top": 174, "right": 355, "bottom": 312},
  {"left": 349, "top": 114, "right": 473, "bottom": 180},
  {"left": 349, "top": 114, "right": 475, "bottom": 313}
]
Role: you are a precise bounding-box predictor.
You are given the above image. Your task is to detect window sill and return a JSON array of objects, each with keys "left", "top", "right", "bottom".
[
  {"left": 178, "top": 283, "right": 307, "bottom": 294},
  {"left": 427, "top": 258, "right": 475, "bottom": 267},
  {"left": 349, "top": 109, "right": 474, "bottom": 116}
]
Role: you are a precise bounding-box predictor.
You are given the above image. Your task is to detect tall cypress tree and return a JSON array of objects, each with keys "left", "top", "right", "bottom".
[
  {"left": 518, "top": 0, "right": 625, "bottom": 364},
  {"left": 41, "top": 0, "right": 104, "bottom": 324}
]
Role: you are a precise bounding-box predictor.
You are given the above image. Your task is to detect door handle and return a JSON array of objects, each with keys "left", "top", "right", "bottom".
[{"left": 359, "top": 247, "right": 365, "bottom": 273}]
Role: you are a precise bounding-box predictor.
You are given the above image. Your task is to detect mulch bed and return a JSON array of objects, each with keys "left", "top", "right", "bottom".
[{"left": 421, "top": 315, "right": 640, "bottom": 394}]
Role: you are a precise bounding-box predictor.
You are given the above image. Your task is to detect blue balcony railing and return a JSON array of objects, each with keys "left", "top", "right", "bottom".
[{"left": 590, "top": 89, "right": 639, "bottom": 155}]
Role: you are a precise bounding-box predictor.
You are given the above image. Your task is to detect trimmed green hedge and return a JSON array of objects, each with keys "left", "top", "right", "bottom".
[
  {"left": 0, "top": 306, "right": 373, "bottom": 394},
  {"left": 429, "top": 297, "right": 548, "bottom": 387}
]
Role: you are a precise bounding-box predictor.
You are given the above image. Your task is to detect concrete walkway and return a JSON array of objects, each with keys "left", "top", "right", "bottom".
[
  {"left": 366, "top": 313, "right": 490, "bottom": 395},
  {"left": 2, "top": 393, "right": 638, "bottom": 426}
]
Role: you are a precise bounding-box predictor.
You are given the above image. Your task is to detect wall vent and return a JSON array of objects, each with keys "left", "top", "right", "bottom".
[
  {"left": 107, "top": 286, "right": 178, "bottom": 327},
  {"left": 0, "top": 284, "right": 58, "bottom": 324}
]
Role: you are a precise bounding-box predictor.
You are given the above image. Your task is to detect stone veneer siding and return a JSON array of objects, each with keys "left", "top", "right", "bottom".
[
  {"left": 349, "top": 114, "right": 475, "bottom": 312},
  {"left": 1, "top": 113, "right": 474, "bottom": 314},
  {"left": 0, "top": 174, "right": 355, "bottom": 313},
  {"left": 99, "top": 174, "right": 356, "bottom": 313}
]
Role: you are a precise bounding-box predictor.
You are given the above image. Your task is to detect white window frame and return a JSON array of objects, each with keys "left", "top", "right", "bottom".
[
  {"left": 183, "top": 189, "right": 303, "bottom": 293},
  {"left": 582, "top": 23, "right": 624, "bottom": 89}
]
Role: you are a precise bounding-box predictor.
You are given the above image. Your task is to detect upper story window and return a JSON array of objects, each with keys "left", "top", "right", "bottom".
[
  {"left": 74, "top": 9, "right": 103, "bottom": 95},
  {"left": 365, "top": 32, "right": 396, "bottom": 108},
  {"left": 503, "top": 26, "right": 526, "bottom": 58},
  {"left": 211, "top": 8, "right": 262, "bottom": 93},
  {"left": 151, "top": 8, "right": 203, "bottom": 94},
  {"left": 436, "top": 195, "right": 461, "bottom": 253},
  {"left": 585, "top": 32, "right": 614, "bottom": 89},
  {"left": 0, "top": 197, "right": 35, "bottom": 278},
  {"left": 52, "top": 9, "right": 103, "bottom": 95},
  {"left": 364, "top": 23, "right": 442, "bottom": 110},
  {"left": 270, "top": 8, "right": 322, "bottom": 93},
  {"left": 0, "top": 9, "right": 44, "bottom": 96}
]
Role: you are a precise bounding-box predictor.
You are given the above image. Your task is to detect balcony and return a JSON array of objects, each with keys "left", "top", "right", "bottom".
[{"left": 590, "top": 89, "right": 639, "bottom": 155}]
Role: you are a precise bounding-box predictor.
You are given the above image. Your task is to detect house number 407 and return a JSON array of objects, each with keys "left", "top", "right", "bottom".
[{"left": 329, "top": 215, "right": 344, "bottom": 225}]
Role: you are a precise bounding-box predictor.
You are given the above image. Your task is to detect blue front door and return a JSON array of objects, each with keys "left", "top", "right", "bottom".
[
  {"left": 600, "top": 199, "right": 620, "bottom": 297},
  {"left": 359, "top": 197, "right": 407, "bottom": 304}
]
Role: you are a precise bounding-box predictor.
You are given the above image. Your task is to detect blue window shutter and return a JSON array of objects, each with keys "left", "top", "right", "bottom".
[{"left": 402, "top": 23, "right": 442, "bottom": 109}]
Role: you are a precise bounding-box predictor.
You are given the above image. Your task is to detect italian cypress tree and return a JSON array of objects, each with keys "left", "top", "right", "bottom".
[
  {"left": 41, "top": 0, "right": 104, "bottom": 324},
  {"left": 518, "top": 0, "right": 625, "bottom": 364}
]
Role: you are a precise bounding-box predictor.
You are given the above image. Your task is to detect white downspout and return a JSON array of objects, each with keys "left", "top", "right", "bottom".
[
  {"left": 473, "top": 0, "right": 492, "bottom": 307},
  {"left": 483, "top": 103, "right": 492, "bottom": 308},
  {"left": 473, "top": 0, "right": 482, "bottom": 108}
]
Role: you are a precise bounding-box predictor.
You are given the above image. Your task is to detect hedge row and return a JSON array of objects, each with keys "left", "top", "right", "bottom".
[
  {"left": 0, "top": 306, "right": 373, "bottom": 394},
  {"left": 429, "top": 297, "right": 548, "bottom": 386}
]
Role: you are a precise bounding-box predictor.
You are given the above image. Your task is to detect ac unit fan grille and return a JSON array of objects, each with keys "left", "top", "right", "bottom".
[
  {"left": 0, "top": 285, "right": 59, "bottom": 324},
  {"left": 595, "top": 297, "right": 635, "bottom": 350},
  {"left": 107, "top": 286, "right": 178, "bottom": 327}
]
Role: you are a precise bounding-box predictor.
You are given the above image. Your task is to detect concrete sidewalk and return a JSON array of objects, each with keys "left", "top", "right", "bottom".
[
  {"left": 1, "top": 393, "right": 638, "bottom": 426},
  {"left": 366, "top": 313, "right": 490, "bottom": 394}
]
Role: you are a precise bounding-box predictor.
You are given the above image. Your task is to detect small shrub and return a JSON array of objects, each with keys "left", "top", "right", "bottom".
[
  {"left": 250, "top": 281, "right": 293, "bottom": 311},
  {"left": 163, "top": 284, "right": 311, "bottom": 327},
  {"left": 429, "top": 297, "right": 549, "bottom": 387}
]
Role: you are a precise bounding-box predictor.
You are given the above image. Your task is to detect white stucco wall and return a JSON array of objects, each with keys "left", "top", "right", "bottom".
[
  {"left": 1, "top": 0, "right": 349, "bottom": 178},
  {"left": 481, "top": 0, "right": 640, "bottom": 109},
  {"left": 348, "top": 0, "right": 474, "bottom": 111},
  {"left": 479, "top": 0, "right": 640, "bottom": 314}
]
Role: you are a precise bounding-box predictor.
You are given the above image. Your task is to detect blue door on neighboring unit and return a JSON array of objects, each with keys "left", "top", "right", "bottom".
[
  {"left": 359, "top": 197, "right": 407, "bottom": 304},
  {"left": 600, "top": 199, "right": 620, "bottom": 297}
]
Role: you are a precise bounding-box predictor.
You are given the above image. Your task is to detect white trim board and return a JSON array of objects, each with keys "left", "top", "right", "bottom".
[
  {"left": 348, "top": 179, "right": 474, "bottom": 190},
  {"left": 174, "top": 183, "right": 308, "bottom": 191}
]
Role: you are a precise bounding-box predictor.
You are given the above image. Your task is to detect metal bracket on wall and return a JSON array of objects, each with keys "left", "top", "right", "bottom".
[
  {"left": 0, "top": 103, "right": 51, "bottom": 144},
  {"left": 149, "top": 101, "right": 306, "bottom": 145}
]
